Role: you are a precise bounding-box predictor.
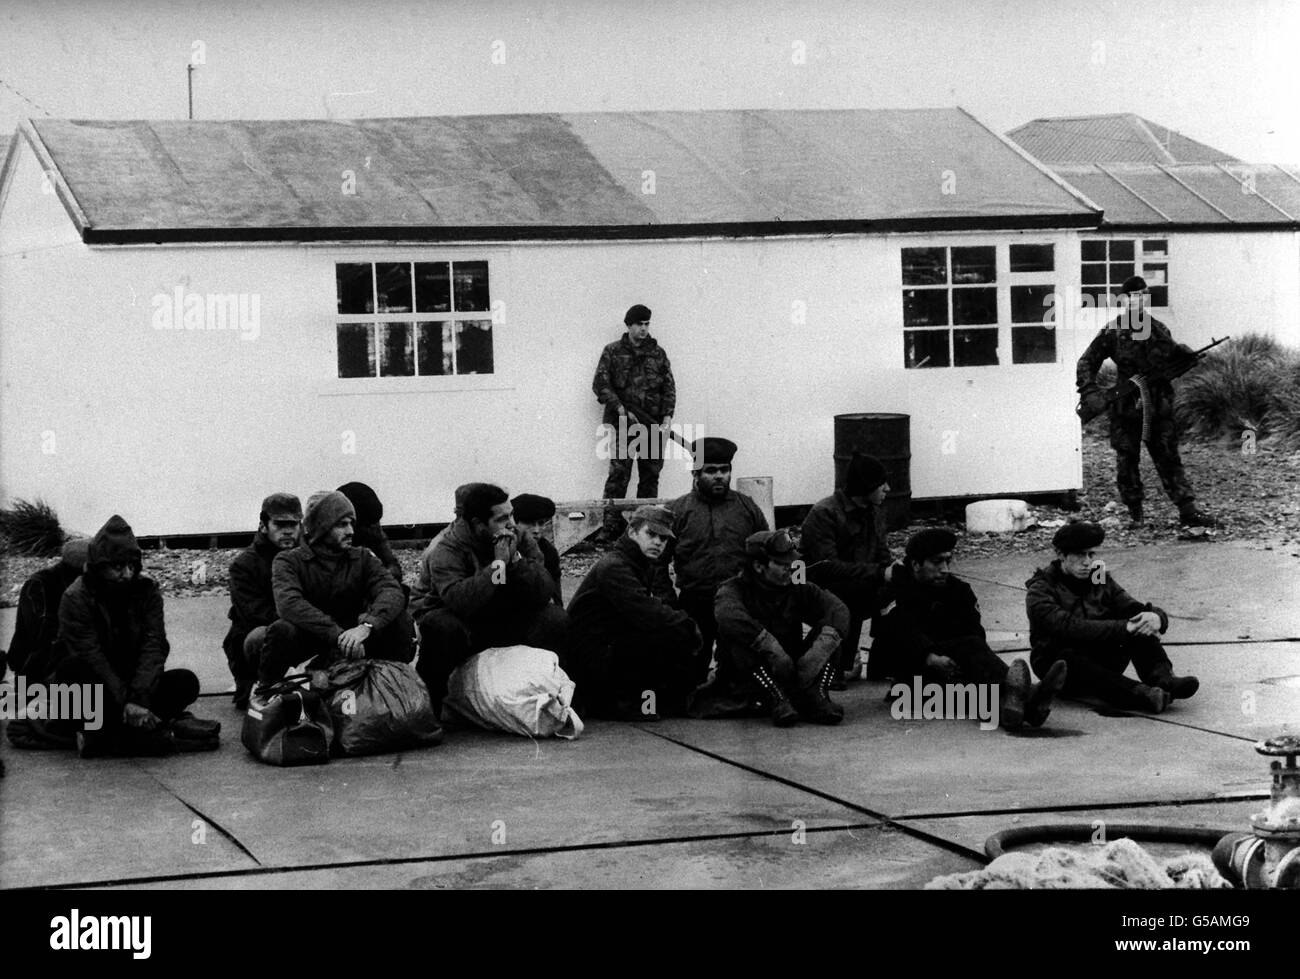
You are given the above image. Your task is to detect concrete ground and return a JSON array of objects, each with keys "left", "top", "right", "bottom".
[{"left": 1, "top": 540, "right": 1297, "bottom": 889}]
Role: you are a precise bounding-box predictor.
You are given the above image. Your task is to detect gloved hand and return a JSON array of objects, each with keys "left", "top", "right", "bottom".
[{"left": 1077, "top": 383, "right": 1109, "bottom": 421}]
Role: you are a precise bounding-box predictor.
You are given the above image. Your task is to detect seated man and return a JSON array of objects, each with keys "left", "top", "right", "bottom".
[
  {"left": 223, "top": 493, "right": 301, "bottom": 709},
  {"left": 337, "top": 481, "right": 404, "bottom": 583},
  {"left": 874, "top": 529, "right": 1066, "bottom": 731},
  {"left": 410, "top": 483, "right": 567, "bottom": 713},
  {"left": 714, "top": 530, "right": 848, "bottom": 726},
  {"left": 255, "top": 491, "right": 413, "bottom": 701},
  {"left": 51, "top": 515, "right": 213, "bottom": 757},
  {"left": 800, "top": 452, "right": 894, "bottom": 686},
  {"left": 511, "top": 493, "right": 563, "bottom": 606},
  {"left": 1026, "top": 521, "right": 1199, "bottom": 713},
  {"left": 567, "top": 505, "right": 701, "bottom": 720},
  {"left": 4, "top": 537, "right": 89, "bottom": 683}
]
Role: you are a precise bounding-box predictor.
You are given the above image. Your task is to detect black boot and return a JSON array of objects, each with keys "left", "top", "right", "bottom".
[
  {"left": 795, "top": 662, "right": 843, "bottom": 726},
  {"left": 1126, "top": 503, "right": 1144, "bottom": 527},
  {"left": 752, "top": 667, "right": 799, "bottom": 727},
  {"left": 1178, "top": 503, "right": 1219, "bottom": 528},
  {"left": 1149, "top": 664, "right": 1200, "bottom": 700},
  {"left": 1025, "top": 659, "right": 1067, "bottom": 728},
  {"left": 1001, "top": 659, "right": 1031, "bottom": 731}
]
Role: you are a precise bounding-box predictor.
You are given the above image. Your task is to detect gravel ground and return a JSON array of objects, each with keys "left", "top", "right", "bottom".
[{"left": 3, "top": 425, "right": 1298, "bottom": 609}]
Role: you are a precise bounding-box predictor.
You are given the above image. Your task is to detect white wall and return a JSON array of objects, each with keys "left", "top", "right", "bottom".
[{"left": 2, "top": 148, "right": 1086, "bottom": 535}]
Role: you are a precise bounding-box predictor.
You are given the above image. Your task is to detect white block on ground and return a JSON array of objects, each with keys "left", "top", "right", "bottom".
[{"left": 965, "top": 499, "right": 1030, "bottom": 534}]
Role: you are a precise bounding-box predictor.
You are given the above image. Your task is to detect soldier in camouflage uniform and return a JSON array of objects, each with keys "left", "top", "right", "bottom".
[
  {"left": 593, "top": 304, "right": 677, "bottom": 537},
  {"left": 1076, "top": 276, "right": 1215, "bottom": 528}
]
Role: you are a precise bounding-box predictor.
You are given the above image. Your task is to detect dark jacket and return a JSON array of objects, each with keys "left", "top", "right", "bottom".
[
  {"left": 1077, "top": 314, "right": 1194, "bottom": 421},
  {"left": 223, "top": 531, "right": 281, "bottom": 661},
  {"left": 408, "top": 519, "right": 554, "bottom": 622},
  {"left": 568, "top": 536, "right": 694, "bottom": 652},
  {"left": 875, "top": 565, "right": 986, "bottom": 675},
  {"left": 1025, "top": 560, "right": 1168, "bottom": 655},
  {"left": 539, "top": 537, "right": 563, "bottom": 607},
  {"left": 800, "top": 490, "right": 891, "bottom": 580},
  {"left": 54, "top": 573, "right": 170, "bottom": 709},
  {"left": 592, "top": 334, "right": 676, "bottom": 425},
  {"left": 667, "top": 485, "right": 769, "bottom": 599},
  {"left": 6, "top": 561, "right": 82, "bottom": 679},
  {"left": 272, "top": 542, "right": 406, "bottom": 646},
  {"left": 714, "top": 570, "right": 848, "bottom": 662}
]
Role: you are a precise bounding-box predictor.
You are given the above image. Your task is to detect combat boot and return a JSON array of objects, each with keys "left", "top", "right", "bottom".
[
  {"left": 1001, "top": 659, "right": 1031, "bottom": 731},
  {"left": 1025, "top": 659, "right": 1068, "bottom": 728},
  {"left": 816, "top": 660, "right": 846, "bottom": 722},
  {"left": 1148, "top": 664, "right": 1200, "bottom": 700},
  {"left": 1178, "top": 503, "right": 1219, "bottom": 528},
  {"left": 1126, "top": 503, "right": 1144, "bottom": 527},
  {"left": 752, "top": 667, "right": 799, "bottom": 727},
  {"left": 1133, "top": 683, "right": 1172, "bottom": 713}
]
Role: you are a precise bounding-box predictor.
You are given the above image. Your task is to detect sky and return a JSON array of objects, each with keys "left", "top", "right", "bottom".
[{"left": 1, "top": 0, "right": 1297, "bottom": 161}]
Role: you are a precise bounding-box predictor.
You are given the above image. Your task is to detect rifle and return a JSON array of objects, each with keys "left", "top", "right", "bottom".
[
  {"left": 1076, "top": 335, "right": 1230, "bottom": 434},
  {"left": 619, "top": 401, "right": 694, "bottom": 452}
]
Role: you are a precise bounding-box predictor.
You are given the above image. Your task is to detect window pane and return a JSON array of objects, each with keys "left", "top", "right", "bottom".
[
  {"left": 1081, "top": 240, "right": 1107, "bottom": 261},
  {"left": 378, "top": 322, "right": 414, "bottom": 377},
  {"left": 455, "top": 319, "right": 494, "bottom": 374},
  {"left": 1012, "top": 326, "right": 1056, "bottom": 364},
  {"left": 337, "top": 323, "right": 375, "bottom": 378},
  {"left": 901, "top": 247, "right": 947, "bottom": 286},
  {"left": 953, "top": 328, "right": 998, "bottom": 366},
  {"left": 1011, "top": 285, "right": 1056, "bottom": 325},
  {"left": 415, "top": 262, "right": 451, "bottom": 312},
  {"left": 375, "top": 263, "right": 413, "bottom": 313},
  {"left": 336, "top": 264, "right": 373, "bottom": 314},
  {"left": 905, "top": 329, "right": 950, "bottom": 369},
  {"left": 1109, "top": 263, "right": 1135, "bottom": 284},
  {"left": 1149, "top": 286, "right": 1168, "bottom": 307},
  {"left": 1010, "top": 243, "right": 1054, "bottom": 272},
  {"left": 1081, "top": 287, "right": 1112, "bottom": 307},
  {"left": 1143, "top": 262, "right": 1167, "bottom": 285},
  {"left": 416, "top": 321, "right": 452, "bottom": 376},
  {"left": 951, "top": 246, "right": 996, "bottom": 284},
  {"left": 1108, "top": 240, "right": 1135, "bottom": 260},
  {"left": 1081, "top": 263, "right": 1107, "bottom": 285},
  {"left": 952, "top": 287, "right": 996, "bottom": 325},
  {"left": 1142, "top": 239, "right": 1168, "bottom": 257},
  {"left": 903, "top": 288, "right": 948, "bottom": 327},
  {"left": 453, "top": 261, "right": 490, "bottom": 311}
]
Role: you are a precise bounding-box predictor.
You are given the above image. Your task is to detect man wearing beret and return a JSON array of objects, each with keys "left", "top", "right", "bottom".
[
  {"left": 875, "top": 529, "right": 1067, "bottom": 731},
  {"left": 713, "top": 531, "right": 849, "bottom": 726},
  {"left": 409, "top": 483, "right": 567, "bottom": 713},
  {"left": 567, "top": 505, "right": 701, "bottom": 720},
  {"left": 223, "top": 493, "right": 302, "bottom": 709},
  {"left": 800, "top": 452, "right": 895, "bottom": 686},
  {"left": 668, "top": 436, "right": 769, "bottom": 689},
  {"left": 592, "top": 303, "right": 676, "bottom": 539},
  {"left": 253, "top": 491, "right": 413, "bottom": 704},
  {"left": 336, "top": 482, "right": 404, "bottom": 583},
  {"left": 1077, "top": 276, "right": 1216, "bottom": 528},
  {"left": 1026, "top": 520, "right": 1199, "bottom": 712},
  {"left": 512, "top": 493, "right": 563, "bottom": 606}
]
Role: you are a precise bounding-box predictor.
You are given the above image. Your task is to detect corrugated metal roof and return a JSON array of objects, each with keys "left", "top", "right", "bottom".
[
  {"left": 1050, "top": 163, "right": 1300, "bottom": 228},
  {"left": 1007, "top": 114, "right": 1239, "bottom": 165},
  {"left": 15, "top": 109, "right": 1099, "bottom": 243}
]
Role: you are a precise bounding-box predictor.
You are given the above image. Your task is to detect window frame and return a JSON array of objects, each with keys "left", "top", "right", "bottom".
[{"left": 1079, "top": 237, "right": 1169, "bottom": 309}]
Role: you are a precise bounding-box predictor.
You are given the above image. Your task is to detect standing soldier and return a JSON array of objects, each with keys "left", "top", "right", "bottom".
[
  {"left": 1076, "top": 276, "right": 1216, "bottom": 528},
  {"left": 593, "top": 303, "right": 676, "bottom": 539}
]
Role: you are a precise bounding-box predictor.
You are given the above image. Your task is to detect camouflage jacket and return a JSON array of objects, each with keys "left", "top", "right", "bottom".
[
  {"left": 592, "top": 334, "right": 676, "bottom": 425},
  {"left": 1076, "top": 314, "right": 1194, "bottom": 418}
]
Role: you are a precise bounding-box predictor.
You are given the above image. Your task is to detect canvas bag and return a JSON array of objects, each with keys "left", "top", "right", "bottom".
[
  {"left": 323, "top": 659, "right": 444, "bottom": 756},
  {"left": 443, "top": 645, "right": 584, "bottom": 739},
  {"left": 240, "top": 674, "right": 334, "bottom": 766}
]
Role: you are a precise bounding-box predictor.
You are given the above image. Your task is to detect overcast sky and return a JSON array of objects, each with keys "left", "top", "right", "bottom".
[{"left": 1, "top": 0, "right": 1296, "bottom": 160}]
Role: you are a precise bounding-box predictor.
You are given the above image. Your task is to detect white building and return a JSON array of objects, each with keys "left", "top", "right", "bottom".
[{"left": 1, "top": 109, "right": 1102, "bottom": 537}]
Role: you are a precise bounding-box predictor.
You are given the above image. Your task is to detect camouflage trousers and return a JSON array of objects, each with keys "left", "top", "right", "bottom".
[
  {"left": 602, "top": 433, "right": 665, "bottom": 532},
  {"left": 1108, "top": 407, "right": 1194, "bottom": 509}
]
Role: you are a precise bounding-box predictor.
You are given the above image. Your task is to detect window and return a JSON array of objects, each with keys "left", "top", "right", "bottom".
[
  {"left": 901, "top": 246, "right": 998, "bottom": 368},
  {"left": 334, "top": 261, "right": 494, "bottom": 378},
  {"left": 1081, "top": 238, "right": 1168, "bottom": 308},
  {"left": 1009, "top": 243, "right": 1056, "bottom": 364}
]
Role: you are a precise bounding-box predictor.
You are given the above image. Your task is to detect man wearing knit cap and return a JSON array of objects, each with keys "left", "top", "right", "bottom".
[
  {"left": 410, "top": 483, "right": 567, "bottom": 713},
  {"left": 51, "top": 515, "right": 212, "bottom": 757},
  {"left": 256, "top": 490, "right": 412, "bottom": 700},
  {"left": 874, "top": 528, "right": 1066, "bottom": 731},
  {"left": 800, "top": 452, "right": 895, "bottom": 685},
  {"left": 4, "top": 537, "right": 89, "bottom": 684},
  {"left": 713, "top": 530, "right": 849, "bottom": 726},
  {"left": 511, "top": 493, "right": 563, "bottom": 606},
  {"left": 336, "top": 481, "right": 403, "bottom": 582},
  {"left": 567, "top": 504, "right": 700, "bottom": 720},
  {"left": 1026, "top": 520, "right": 1199, "bottom": 713},
  {"left": 223, "top": 493, "right": 302, "bottom": 709},
  {"left": 1076, "top": 276, "right": 1216, "bottom": 528},
  {"left": 592, "top": 303, "right": 677, "bottom": 538},
  {"left": 668, "top": 436, "right": 768, "bottom": 690}
]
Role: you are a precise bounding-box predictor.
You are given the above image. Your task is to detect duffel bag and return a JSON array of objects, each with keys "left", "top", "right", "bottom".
[{"left": 241, "top": 675, "right": 333, "bottom": 766}]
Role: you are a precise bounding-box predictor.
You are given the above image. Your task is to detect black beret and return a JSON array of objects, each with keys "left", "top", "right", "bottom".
[
  {"left": 1117, "top": 276, "right": 1147, "bottom": 296},
  {"left": 846, "top": 453, "right": 888, "bottom": 496},
  {"left": 905, "top": 528, "right": 957, "bottom": 563},
  {"left": 1053, "top": 520, "right": 1105, "bottom": 553},
  {"left": 336, "top": 481, "right": 383, "bottom": 526},
  {"left": 511, "top": 493, "right": 556, "bottom": 524},
  {"left": 624, "top": 304, "right": 652, "bottom": 325},
  {"left": 691, "top": 436, "right": 738, "bottom": 467}
]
